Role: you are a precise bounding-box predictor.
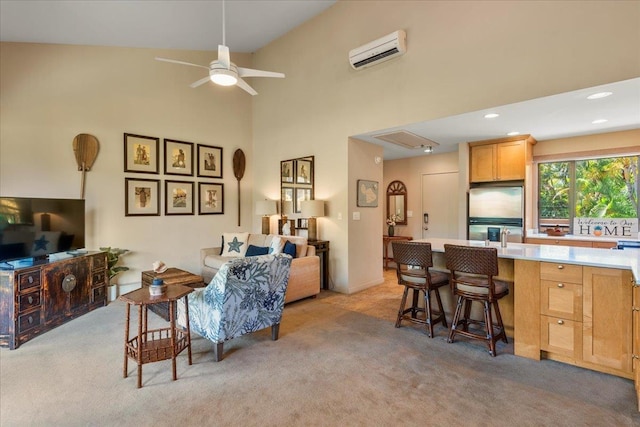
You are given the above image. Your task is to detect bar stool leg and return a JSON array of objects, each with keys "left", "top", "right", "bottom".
[
  {"left": 448, "top": 295, "right": 464, "bottom": 343},
  {"left": 424, "top": 289, "right": 434, "bottom": 338},
  {"left": 434, "top": 289, "right": 448, "bottom": 329},
  {"left": 396, "top": 286, "right": 410, "bottom": 328},
  {"left": 493, "top": 300, "right": 508, "bottom": 343},
  {"left": 484, "top": 300, "right": 496, "bottom": 357}
]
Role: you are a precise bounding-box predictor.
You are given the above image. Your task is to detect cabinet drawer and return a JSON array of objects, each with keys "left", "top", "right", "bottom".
[
  {"left": 18, "top": 310, "right": 42, "bottom": 333},
  {"left": 92, "top": 286, "right": 106, "bottom": 303},
  {"left": 92, "top": 270, "right": 106, "bottom": 287},
  {"left": 18, "top": 270, "right": 41, "bottom": 291},
  {"left": 540, "top": 280, "right": 582, "bottom": 321},
  {"left": 540, "top": 262, "right": 582, "bottom": 283},
  {"left": 540, "top": 315, "right": 582, "bottom": 359},
  {"left": 92, "top": 254, "right": 107, "bottom": 270},
  {"left": 18, "top": 291, "right": 41, "bottom": 312}
]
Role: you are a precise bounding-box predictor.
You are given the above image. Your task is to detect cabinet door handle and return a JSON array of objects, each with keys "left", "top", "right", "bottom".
[
  {"left": 28, "top": 276, "right": 34, "bottom": 284},
  {"left": 28, "top": 316, "right": 33, "bottom": 324},
  {"left": 557, "top": 265, "right": 564, "bottom": 270},
  {"left": 557, "top": 283, "right": 564, "bottom": 288},
  {"left": 557, "top": 320, "right": 564, "bottom": 325},
  {"left": 28, "top": 295, "right": 33, "bottom": 304}
]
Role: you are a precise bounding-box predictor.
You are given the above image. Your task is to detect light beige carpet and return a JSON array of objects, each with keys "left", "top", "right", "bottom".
[{"left": 1, "top": 270, "right": 638, "bottom": 426}]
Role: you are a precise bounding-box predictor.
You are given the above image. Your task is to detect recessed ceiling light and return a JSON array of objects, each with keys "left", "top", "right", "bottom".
[
  {"left": 424, "top": 146, "right": 434, "bottom": 153},
  {"left": 587, "top": 91, "right": 612, "bottom": 100},
  {"left": 592, "top": 119, "right": 608, "bottom": 124},
  {"left": 507, "top": 131, "right": 520, "bottom": 136},
  {"left": 484, "top": 113, "right": 499, "bottom": 119}
]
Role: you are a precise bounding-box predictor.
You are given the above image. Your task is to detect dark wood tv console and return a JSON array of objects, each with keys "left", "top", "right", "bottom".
[{"left": 0, "top": 251, "right": 107, "bottom": 349}]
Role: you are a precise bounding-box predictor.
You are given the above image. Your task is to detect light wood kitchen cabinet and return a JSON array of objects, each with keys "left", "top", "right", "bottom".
[
  {"left": 532, "top": 262, "right": 634, "bottom": 378},
  {"left": 469, "top": 135, "right": 536, "bottom": 183},
  {"left": 582, "top": 266, "right": 633, "bottom": 373},
  {"left": 633, "top": 283, "right": 640, "bottom": 410},
  {"left": 540, "top": 262, "right": 583, "bottom": 360}
]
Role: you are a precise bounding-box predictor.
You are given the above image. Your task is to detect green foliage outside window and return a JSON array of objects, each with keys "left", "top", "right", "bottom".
[{"left": 539, "top": 155, "right": 638, "bottom": 222}]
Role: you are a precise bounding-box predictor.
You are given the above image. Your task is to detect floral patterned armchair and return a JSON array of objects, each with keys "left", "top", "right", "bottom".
[{"left": 178, "top": 253, "right": 292, "bottom": 361}]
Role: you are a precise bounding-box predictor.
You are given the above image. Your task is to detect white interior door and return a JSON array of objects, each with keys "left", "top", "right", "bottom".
[{"left": 422, "top": 172, "right": 459, "bottom": 239}]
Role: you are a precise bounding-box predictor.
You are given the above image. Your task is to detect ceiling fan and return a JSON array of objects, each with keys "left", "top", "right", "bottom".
[{"left": 155, "top": 0, "right": 284, "bottom": 96}]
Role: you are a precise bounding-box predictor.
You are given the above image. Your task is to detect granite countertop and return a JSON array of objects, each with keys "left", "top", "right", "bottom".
[{"left": 414, "top": 237, "right": 640, "bottom": 284}]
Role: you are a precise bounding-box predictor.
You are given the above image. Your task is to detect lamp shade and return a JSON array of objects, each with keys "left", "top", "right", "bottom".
[
  {"left": 255, "top": 200, "right": 277, "bottom": 216},
  {"left": 301, "top": 200, "right": 324, "bottom": 218}
]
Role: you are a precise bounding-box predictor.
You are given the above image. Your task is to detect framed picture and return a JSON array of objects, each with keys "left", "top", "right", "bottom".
[
  {"left": 197, "top": 144, "right": 223, "bottom": 178},
  {"left": 296, "top": 159, "right": 312, "bottom": 184},
  {"left": 281, "top": 187, "right": 294, "bottom": 216},
  {"left": 357, "top": 179, "right": 379, "bottom": 207},
  {"left": 281, "top": 160, "right": 294, "bottom": 183},
  {"left": 165, "top": 180, "right": 194, "bottom": 215},
  {"left": 164, "top": 139, "right": 194, "bottom": 176},
  {"left": 124, "top": 133, "right": 159, "bottom": 174},
  {"left": 125, "top": 178, "right": 160, "bottom": 216},
  {"left": 198, "top": 182, "right": 224, "bottom": 215},
  {"left": 295, "top": 188, "right": 312, "bottom": 213},
  {"left": 297, "top": 218, "right": 309, "bottom": 230}
]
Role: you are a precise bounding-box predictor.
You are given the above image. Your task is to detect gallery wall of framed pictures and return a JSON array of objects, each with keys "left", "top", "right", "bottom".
[
  {"left": 280, "top": 155, "right": 314, "bottom": 216},
  {"left": 123, "top": 133, "right": 224, "bottom": 216}
]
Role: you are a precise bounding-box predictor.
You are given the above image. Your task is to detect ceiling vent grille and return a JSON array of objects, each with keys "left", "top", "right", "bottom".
[{"left": 373, "top": 130, "right": 439, "bottom": 150}]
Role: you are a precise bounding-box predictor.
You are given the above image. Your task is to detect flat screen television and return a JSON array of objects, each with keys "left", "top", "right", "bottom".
[{"left": 0, "top": 197, "right": 86, "bottom": 264}]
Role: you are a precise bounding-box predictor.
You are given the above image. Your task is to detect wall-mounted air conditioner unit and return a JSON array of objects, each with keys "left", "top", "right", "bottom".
[{"left": 348, "top": 30, "right": 407, "bottom": 70}]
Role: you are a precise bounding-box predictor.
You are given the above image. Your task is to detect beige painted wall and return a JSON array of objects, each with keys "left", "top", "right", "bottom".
[
  {"left": 533, "top": 129, "right": 640, "bottom": 158},
  {"left": 347, "top": 138, "right": 384, "bottom": 293},
  {"left": 252, "top": 0, "right": 640, "bottom": 292},
  {"left": 2, "top": 2, "right": 639, "bottom": 294},
  {"left": 0, "top": 42, "right": 255, "bottom": 289},
  {"left": 383, "top": 151, "right": 460, "bottom": 240}
]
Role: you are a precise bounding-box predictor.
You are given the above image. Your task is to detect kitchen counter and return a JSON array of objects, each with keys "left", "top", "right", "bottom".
[
  {"left": 413, "top": 237, "right": 640, "bottom": 410},
  {"left": 416, "top": 237, "right": 640, "bottom": 284}
]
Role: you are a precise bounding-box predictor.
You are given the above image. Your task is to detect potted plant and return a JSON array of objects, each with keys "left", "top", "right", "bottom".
[{"left": 100, "top": 247, "right": 129, "bottom": 301}]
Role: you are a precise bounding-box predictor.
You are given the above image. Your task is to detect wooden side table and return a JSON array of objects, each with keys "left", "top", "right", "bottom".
[
  {"left": 120, "top": 285, "right": 193, "bottom": 389},
  {"left": 383, "top": 235, "right": 413, "bottom": 270},
  {"left": 141, "top": 268, "right": 204, "bottom": 321},
  {"left": 308, "top": 239, "right": 329, "bottom": 290}
]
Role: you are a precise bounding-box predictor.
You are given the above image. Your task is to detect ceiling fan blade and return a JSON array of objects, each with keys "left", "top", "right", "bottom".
[
  {"left": 238, "top": 67, "right": 285, "bottom": 79},
  {"left": 218, "top": 45, "right": 231, "bottom": 69},
  {"left": 155, "top": 57, "right": 209, "bottom": 70},
  {"left": 236, "top": 77, "right": 258, "bottom": 96},
  {"left": 190, "top": 76, "right": 211, "bottom": 88}
]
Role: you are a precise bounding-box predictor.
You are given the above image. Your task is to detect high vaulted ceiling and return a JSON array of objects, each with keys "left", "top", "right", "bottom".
[
  {"left": 2, "top": 1, "right": 638, "bottom": 160},
  {"left": 0, "top": 0, "right": 337, "bottom": 53}
]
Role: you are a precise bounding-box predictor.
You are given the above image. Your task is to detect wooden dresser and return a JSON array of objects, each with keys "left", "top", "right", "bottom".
[{"left": 0, "top": 251, "right": 107, "bottom": 349}]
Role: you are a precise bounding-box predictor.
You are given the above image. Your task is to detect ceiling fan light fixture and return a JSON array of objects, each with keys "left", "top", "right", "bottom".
[{"left": 210, "top": 70, "right": 237, "bottom": 86}]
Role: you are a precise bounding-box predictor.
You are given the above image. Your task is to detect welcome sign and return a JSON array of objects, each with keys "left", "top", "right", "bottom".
[{"left": 573, "top": 218, "right": 638, "bottom": 238}]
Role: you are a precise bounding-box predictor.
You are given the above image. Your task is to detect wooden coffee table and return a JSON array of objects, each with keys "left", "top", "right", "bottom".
[{"left": 141, "top": 268, "right": 204, "bottom": 321}]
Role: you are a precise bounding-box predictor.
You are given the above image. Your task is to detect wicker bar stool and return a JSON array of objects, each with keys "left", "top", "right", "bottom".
[
  {"left": 392, "top": 241, "right": 448, "bottom": 338},
  {"left": 444, "top": 244, "right": 510, "bottom": 356}
]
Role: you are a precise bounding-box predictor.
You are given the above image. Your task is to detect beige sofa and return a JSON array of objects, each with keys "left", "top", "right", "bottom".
[{"left": 200, "top": 234, "right": 320, "bottom": 303}]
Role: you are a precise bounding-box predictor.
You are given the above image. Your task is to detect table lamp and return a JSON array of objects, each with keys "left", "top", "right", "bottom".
[
  {"left": 255, "top": 200, "right": 277, "bottom": 235},
  {"left": 301, "top": 200, "right": 325, "bottom": 241}
]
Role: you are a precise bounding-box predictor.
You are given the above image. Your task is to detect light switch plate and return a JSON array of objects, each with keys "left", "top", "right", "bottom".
[
  {"left": 353, "top": 212, "right": 360, "bottom": 220},
  {"left": 407, "top": 210, "right": 413, "bottom": 217}
]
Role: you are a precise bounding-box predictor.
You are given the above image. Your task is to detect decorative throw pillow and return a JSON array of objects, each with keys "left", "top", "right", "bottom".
[
  {"left": 283, "top": 240, "right": 297, "bottom": 258},
  {"left": 220, "top": 232, "right": 249, "bottom": 257},
  {"left": 269, "top": 236, "right": 285, "bottom": 254},
  {"left": 245, "top": 245, "right": 269, "bottom": 257}
]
